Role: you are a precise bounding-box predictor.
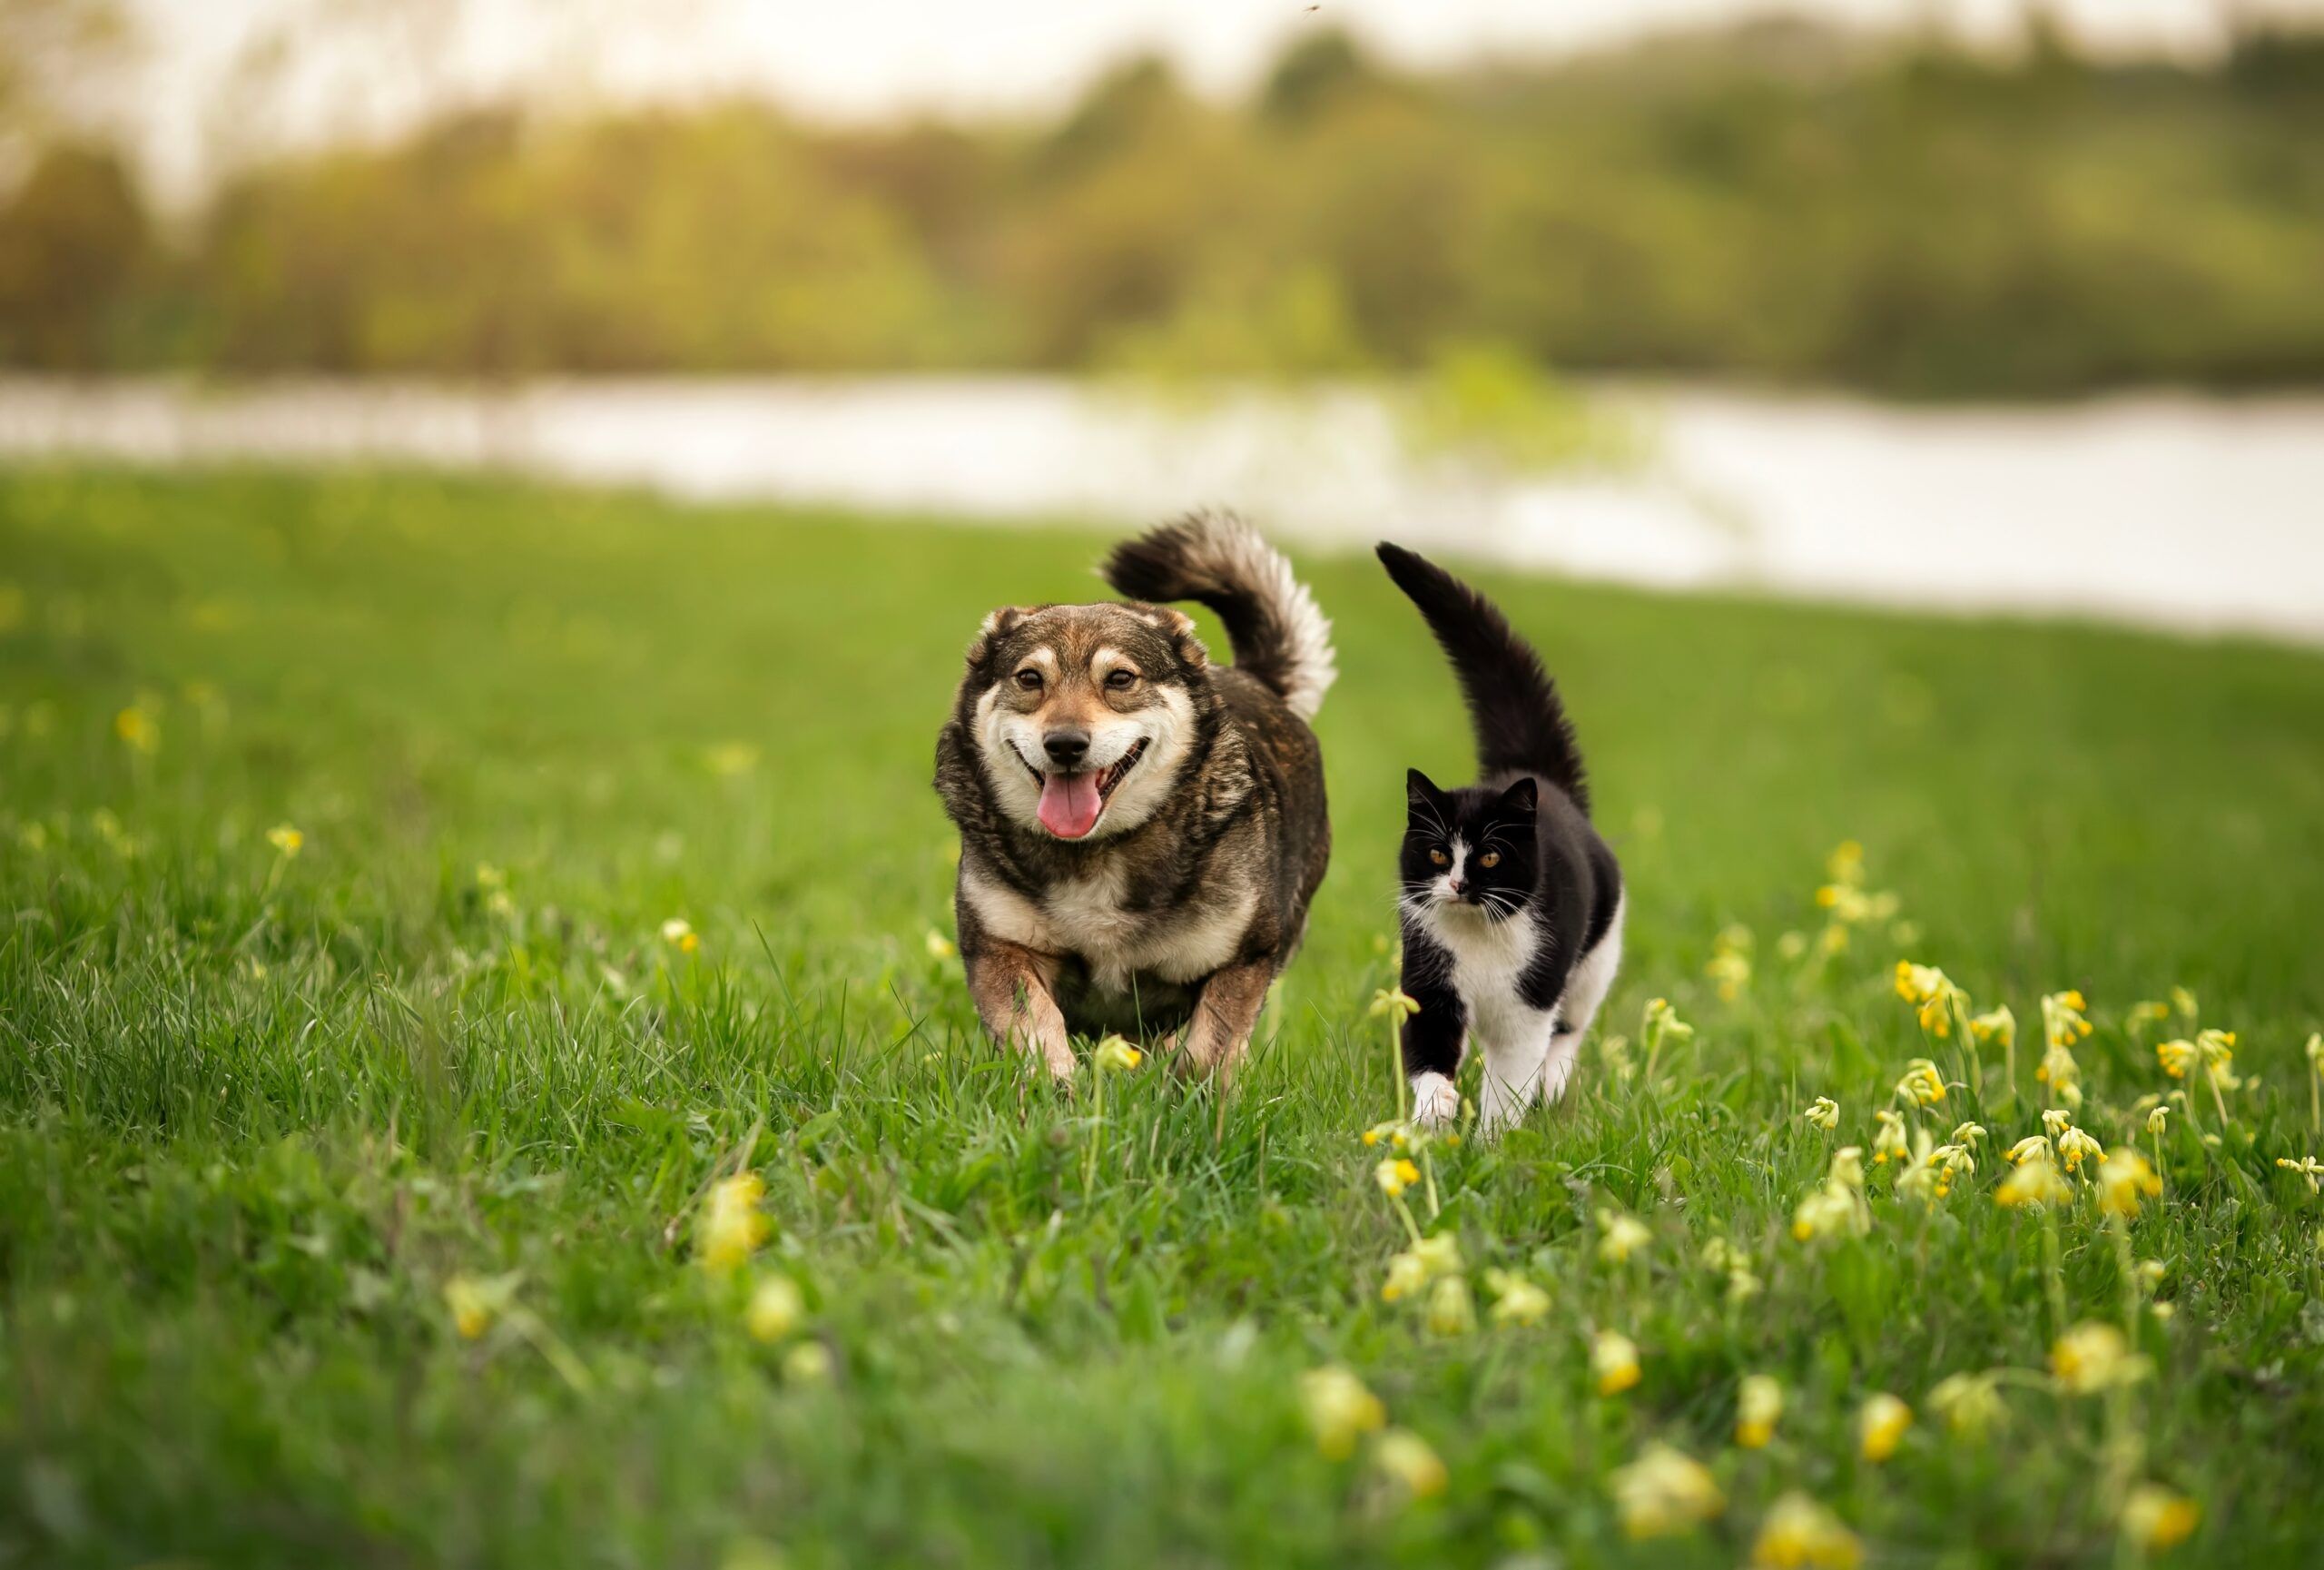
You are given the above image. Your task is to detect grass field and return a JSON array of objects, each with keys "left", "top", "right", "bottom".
[{"left": 4, "top": 466, "right": 2323, "bottom": 1569}]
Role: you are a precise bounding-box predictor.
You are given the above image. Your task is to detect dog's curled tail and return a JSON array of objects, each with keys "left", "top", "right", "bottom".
[
  {"left": 1375, "top": 541, "right": 1589, "bottom": 814},
  {"left": 1104, "top": 510, "right": 1336, "bottom": 721}
]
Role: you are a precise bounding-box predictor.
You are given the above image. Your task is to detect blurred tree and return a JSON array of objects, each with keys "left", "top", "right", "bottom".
[{"left": 0, "top": 140, "right": 148, "bottom": 368}]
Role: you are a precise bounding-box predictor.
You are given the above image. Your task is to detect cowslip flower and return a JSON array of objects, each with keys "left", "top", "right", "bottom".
[
  {"left": 442, "top": 1273, "right": 512, "bottom": 1340},
  {"left": 2277, "top": 1156, "right": 2324, "bottom": 1194},
  {"left": 1895, "top": 962, "right": 1963, "bottom": 1036},
  {"left": 1751, "top": 1492, "right": 1863, "bottom": 1570},
  {"left": 1871, "top": 1110, "right": 1910, "bottom": 1167},
  {"left": 1484, "top": 1269, "right": 1551, "bottom": 1328},
  {"left": 2170, "top": 986, "right": 2198, "bottom": 1022},
  {"left": 2056, "top": 1124, "right": 2103, "bottom": 1174},
  {"left": 2007, "top": 1133, "right": 2052, "bottom": 1166},
  {"left": 2146, "top": 1104, "right": 2171, "bottom": 1136},
  {"left": 1896, "top": 1058, "right": 1947, "bottom": 1108},
  {"left": 1361, "top": 1121, "right": 1410, "bottom": 1150},
  {"left": 1804, "top": 1096, "right": 1839, "bottom": 1131},
  {"left": 1368, "top": 988, "right": 1422, "bottom": 1024},
  {"left": 1375, "top": 1158, "right": 1420, "bottom": 1198},
  {"left": 747, "top": 1275, "right": 804, "bottom": 1343},
  {"left": 2098, "top": 1148, "right": 2162, "bottom": 1217},
  {"left": 783, "top": 1341, "right": 833, "bottom": 1382},
  {"left": 1093, "top": 1034, "right": 1143, "bottom": 1072},
  {"left": 1425, "top": 1275, "right": 1476, "bottom": 1337},
  {"left": 1996, "top": 1151, "right": 2071, "bottom": 1209},
  {"left": 1610, "top": 1442, "right": 1725, "bottom": 1539},
  {"left": 1383, "top": 1233, "right": 1462, "bottom": 1302},
  {"left": 1968, "top": 1006, "right": 2016, "bottom": 1048},
  {"left": 698, "top": 1172, "right": 770, "bottom": 1272},
  {"left": 1707, "top": 925, "right": 1753, "bottom": 1001},
  {"left": 1383, "top": 1250, "right": 1429, "bottom": 1302},
  {"left": 1857, "top": 1393, "right": 1911, "bottom": 1461},
  {"left": 265, "top": 824, "right": 304, "bottom": 857},
  {"left": 1737, "top": 1374, "right": 1783, "bottom": 1448},
  {"left": 114, "top": 704, "right": 161, "bottom": 754},
  {"left": 925, "top": 928, "right": 957, "bottom": 960},
  {"left": 1927, "top": 1370, "right": 2005, "bottom": 1438},
  {"left": 2052, "top": 1322, "right": 2150, "bottom": 1394},
  {"left": 2197, "top": 1029, "right": 2241, "bottom": 1092},
  {"left": 1372, "top": 1428, "right": 1448, "bottom": 1500},
  {"left": 2157, "top": 1039, "right": 2198, "bottom": 1080},
  {"left": 2122, "top": 1485, "right": 2201, "bottom": 1551},
  {"left": 1794, "top": 1148, "right": 1872, "bottom": 1241},
  {"left": 1300, "top": 1365, "right": 1386, "bottom": 1459},
  {"left": 1591, "top": 1328, "right": 1641, "bottom": 1395},
  {"left": 661, "top": 917, "right": 700, "bottom": 954},
  {"left": 1597, "top": 1207, "right": 1651, "bottom": 1264}
]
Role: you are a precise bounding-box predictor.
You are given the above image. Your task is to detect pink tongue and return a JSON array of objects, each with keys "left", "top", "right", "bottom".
[{"left": 1038, "top": 771, "right": 1104, "bottom": 838}]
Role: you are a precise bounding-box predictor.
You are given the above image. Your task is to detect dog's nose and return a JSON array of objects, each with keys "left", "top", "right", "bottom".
[{"left": 1043, "top": 729, "right": 1090, "bottom": 768}]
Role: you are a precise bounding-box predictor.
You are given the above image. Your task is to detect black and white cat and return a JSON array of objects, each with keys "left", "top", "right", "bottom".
[{"left": 1377, "top": 543, "right": 1625, "bottom": 1139}]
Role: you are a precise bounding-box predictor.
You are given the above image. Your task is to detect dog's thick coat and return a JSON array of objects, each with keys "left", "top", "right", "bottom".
[{"left": 934, "top": 512, "right": 1334, "bottom": 1078}]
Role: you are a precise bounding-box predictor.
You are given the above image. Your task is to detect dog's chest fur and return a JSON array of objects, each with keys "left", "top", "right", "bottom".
[{"left": 962, "top": 862, "right": 1256, "bottom": 993}]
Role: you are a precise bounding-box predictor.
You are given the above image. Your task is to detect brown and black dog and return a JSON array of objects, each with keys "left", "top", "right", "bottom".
[{"left": 932, "top": 511, "right": 1334, "bottom": 1080}]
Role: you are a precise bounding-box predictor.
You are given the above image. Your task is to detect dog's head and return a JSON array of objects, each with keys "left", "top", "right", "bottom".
[{"left": 957, "top": 601, "right": 1210, "bottom": 841}]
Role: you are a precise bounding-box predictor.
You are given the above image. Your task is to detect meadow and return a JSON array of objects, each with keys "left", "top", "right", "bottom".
[{"left": 2, "top": 465, "right": 2322, "bottom": 1568}]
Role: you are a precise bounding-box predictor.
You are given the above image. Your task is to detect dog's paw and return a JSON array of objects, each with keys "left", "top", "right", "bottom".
[{"left": 1411, "top": 1071, "right": 1461, "bottom": 1129}]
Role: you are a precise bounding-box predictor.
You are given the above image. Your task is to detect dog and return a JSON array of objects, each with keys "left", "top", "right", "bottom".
[{"left": 932, "top": 511, "right": 1335, "bottom": 1080}]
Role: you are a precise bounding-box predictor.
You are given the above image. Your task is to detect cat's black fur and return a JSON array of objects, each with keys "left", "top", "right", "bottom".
[{"left": 1379, "top": 543, "right": 1625, "bottom": 1135}]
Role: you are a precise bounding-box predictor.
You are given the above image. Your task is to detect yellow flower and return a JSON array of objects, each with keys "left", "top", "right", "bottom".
[
  {"left": 698, "top": 1172, "right": 770, "bottom": 1272},
  {"left": 1610, "top": 1442, "right": 1725, "bottom": 1539},
  {"left": 2126, "top": 999, "right": 2171, "bottom": 1033},
  {"left": 2038, "top": 1043, "right": 2083, "bottom": 1108},
  {"left": 1596, "top": 1207, "right": 1652, "bottom": 1264},
  {"left": 1413, "top": 1232, "right": 1462, "bottom": 1277},
  {"left": 1896, "top": 1058, "right": 1947, "bottom": 1108},
  {"left": 1751, "top": 1491, "right": 1863, "bottom": 1570},
  {"left": 2007, "top": 1133, "right": 2052, "bottom": 1165},
  {"left": 1299, "top": 1365, "right": 1386, "bottom": 1459},
  {"left": 1371, "top": 1428, "right": 1448, "bottom": 1500},
  {"left": 1737, "top": 1374, "right": 1783, "bottom": 1448},
  {"left": 265, "top": 824, "right": 304, "bottom": 857},
  {"left": 443, "top": 1272, "right": 517, "bottom": 1340},
  {"left": 1425, "top": 1275, "right": 1476, "bottom": 1337},
  {"left": 1969, "top": 1006, "right": 2016, "bottom": 1048},
  {"left": 2056, "top": 1125, "right": 2103, "bottom": 1174},
  {"left": 1857, "top": 1393, "right": 1911, "bottom": 1461},
  {"left": 2097, "top": 1148, "right": 2162, "bottom": 1217},
  {"left": 1382, "top": 1233, "right": 1461, "bottom": 1303},
  {"left": 1804, "top": 1096, "right": 1839, "bottom": 1131},
  {"left": 2170, "top": 986, "right": 2198, "bottom": 1022},
  {"left": 2156, "top": 1038, "right": 2197, "bottom": 1080},
  {"left": 114, "top": 704, "right": 161, "bottom": 754},
  {"left": 782, "top": 1341, "right": 833, "bottom": 1382},
  {"left": 1368, "top": 988, "right": 1421, "bottom": 1024},
  {"left": 1871, "top": 1110, "right": 1910, "bottom": 1167},
  {"left": 2146, "top": 1104, "right": 2171, "bottom": 1136},
  {"left": 2196, "top": 1029, "right": 2240, "bottom": 1091},
  {"left": 661, "top": 917, "right": 700, "bottom": 954},
  {"left": 1950, "top": 1121, "right": 1986, "bottom": 1148},
  {"left": 1895, "top": 961, "right": 1942, "bottom": 1003},
  {"left": 1827, "top": 1146, "right": 1866, "bottom": 1190},
  {"left": 1374, "top": 1158, "right": 1420, "bottom": 1199},
  {"left": 1827, "top": 839, "right": 1865, "bottom": 885},
  {"left": 2122, "top": 1484, "right": 2200, "bottom": 1551},
  {"left": 1093, "top": 1034, "right": 1143, "bottom": 1073},
  {"left": 2051, "top": 1321, "right": 2150, "bottom": 1394},
  {"left": 1591, "top": 1328, "right": 1641, "bottom": 1396},
  {"left": 747, "top": 1275, "right": 804, "bottom": 1343},
  {"left": 1382, "top": 1250, "right": 1429, "bottom": 1302},
  {"left": 1793, "top": 1147, "right": 1873, "bottom": 1242},
  {"left": 1484, "top": 1269, "right": 1551, "bottom": 1328},
  {"left": 2277, "top": 1156, "right": 2324, "bottom": 1194},
  {"left": 1927, "top": 1370, "right": 2004, "bottom": 1438},
  {"left": 1995, "top": 1152, "right": 2071, "bottom": 1209},
  {"left": 924, "top": 928, "right": 957, "bottom": 961}
]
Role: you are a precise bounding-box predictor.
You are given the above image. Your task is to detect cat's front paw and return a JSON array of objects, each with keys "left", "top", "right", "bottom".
[{"left": 1411, "top": 1071, "right": 1461, "bottom": 1130}]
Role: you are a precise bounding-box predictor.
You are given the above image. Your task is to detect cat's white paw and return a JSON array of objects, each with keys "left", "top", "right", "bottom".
[{"left": 1411, "top": 1071, "right": 1461, "bottom": 1129}]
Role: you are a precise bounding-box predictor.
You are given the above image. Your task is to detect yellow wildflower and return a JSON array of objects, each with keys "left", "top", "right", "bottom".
[
  {"left": 1368, "top": 988, "right": 1422, "bottom": 1024},
  {"left": 2170, "top": 986, "right": 2198, "bottom": 1022},
  {"left": 2197, "top": 1029, "right": 2240, "bottom": 1092},
  {"left": 1951, "top": 1121, "right": 1986, "bottom": 1148},
  {"left": 1857, "top": 1393, "right": 1911, "bottom": 1461},
  {"left": 1804, "top": 1096, "right": 1839, "bottom": 1131},
  {"left": 1383, "top": 1250, "right": 1429, "bottom": 1303},
  {"left": 1093, "top": 1035, "right": 1143, "bottom": 1073},
  {"left": 443, "top": 1272, "right": 517, "bottom": 1340},
  {"left": 114, "top": 704, "right": 161, "bottom": 754},
  {"left": 1968, "top": 1006, "right": 2016, "bottom": 1048},
  {"left": 1300, "top": 1365, "right": 1386, "bottom": 1459},
  {"left": 1752, "top": 1491, "right": 1863, "bottom": 1570},
  {"left": 661, "top": 917, "right": 700, "bottom": 954},
  {"left": 2126, "top": 1000, "right": 2171, "bottom": 1035},
  {"left": 1828, "top": 1146, "right": 1866, "bottom": 1189},
  {"left": 1596, "top": 1207, "right": 1651, "bottom": 1264},
  {"left": 1871, "top": 1110, "right": 1910, "bottom": 1167},
  {"left": 2156, "top": 1038, "right": 2197, "bottom": 1080},
  {"left": 1371, "top": 1428, "right": 1448, "bottom": 1500},
  {"left": 1382, "top": 1233, "right": 1461, "bottom": 1303},
  {"left": 1425, "top": 1275, "right": 1476, "bottom": 1337},
  {"left": 924, "top": 928, "right": 957, "bottom": 961},
  {"left": 2278, "top": 1156, "right": 2324, "bottom": 1194},
  {"left": 698, "top": 1172, "right": 770, "bottom": 1272},
  {"left": 782, "top": 1341, "right": 833, "bottom": 1382},
  {"left": 1591, "top": 1328, "right": 1642, "bottom": 1395},
  {"left": 1375, "top": 1158, "right": 1420, "bottom": 1199},
  {"left": 2098, "top": 1148, "right": 2162, "bottom": 1217},
  {"left": 265, "top": 824, "right": 304, "bottom": 857},
  {"left": 2056, "top": 1124, "right": 2103, "bottom": 1174},
  {"left": 1896, "top": 1058, "right": 1947, "bottom": 1108},
  {"left": 1737, "top": 1374, "right": 1783, "bottom": 1448},
  {"left": 2052, "top": 1321, "right": 2150, "bottom": 1394},
  {"left": 2007, "top": 1133, "right": 2052, "bottom": 1165},
  {"left": 1895, "top": 962, "right": 1963, "bottom": 1036},
  {"left": 746, "top": 1276, "right": 804, "bottom": 1343},
  {"left": 1827, "top": 839, "right": 1865, "bottom": 885},
  {"left": 1794, "top": 1147, "right": 1873, "bottom": 1241},
  {"left": 1484, "top": 1269, "right": 1551, "bottom": 1328},
  {"left": 1413, "top": 1232, "right": 1462, "bottom": 1278},
  {"left": 1996, "top": 1151, "right": 2071, "bottom": 1209},
  {"left": 1927, "top": 1370, "right": 2004, "bottom": 1438},
  {"left": 2146, "top": 1104, "right": 2171, "bottom": 1136},
  {"left": 2122, "top": 1485, "right": 2200, "bottom": 1551},
  {"left": 1610, "top": 1442, "right": 1725, "bottom": 1539}
]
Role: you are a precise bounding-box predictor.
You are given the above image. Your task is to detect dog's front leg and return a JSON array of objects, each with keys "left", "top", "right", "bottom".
[
  {"left": 961, "top": 938, "right": 1074, "bottom": 1081},
  {"left": 1177, "top": 958, "right": 1275, "bottom": 1081}
]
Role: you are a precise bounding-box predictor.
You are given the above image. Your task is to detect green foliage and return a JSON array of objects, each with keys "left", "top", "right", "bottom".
[
  {"left": 3, "top": 468, "right": 2324, "bottom": 1565},
  {"left": 7, "top": 21, "right": 2324, "bottom": 392}
]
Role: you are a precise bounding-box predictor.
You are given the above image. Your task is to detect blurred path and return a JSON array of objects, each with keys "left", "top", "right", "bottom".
[{"left": 3, "top": 376, "right": 2319, "bottom": 645}]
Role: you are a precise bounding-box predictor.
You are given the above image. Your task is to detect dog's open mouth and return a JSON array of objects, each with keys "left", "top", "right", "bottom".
[{"left": 1023, "top": 738, "right": 1149, "bottom": 839}]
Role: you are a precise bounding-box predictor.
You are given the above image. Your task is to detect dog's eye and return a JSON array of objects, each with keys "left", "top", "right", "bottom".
[
  {"left": 1014, "top": 669, "right": 1043, "bottom": 691},
  {"left": 1429, "top": 848, "right": 1449, "bottom": 866},
  {"left": 1105, "top": 669, "right": 1137, "bottom": 691},
  {"left": 1479, "top": 851, "right": 1501, "bottom": 868}
]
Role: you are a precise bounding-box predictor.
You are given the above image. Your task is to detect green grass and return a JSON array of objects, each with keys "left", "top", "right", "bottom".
[{"left": 3, "top": 466, "right": 2323, "bottom": 1569}]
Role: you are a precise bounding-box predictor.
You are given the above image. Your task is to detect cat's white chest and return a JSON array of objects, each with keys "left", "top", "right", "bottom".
[{"left": 1425, "top": 906, "right": 1551, "bottom": 1037}]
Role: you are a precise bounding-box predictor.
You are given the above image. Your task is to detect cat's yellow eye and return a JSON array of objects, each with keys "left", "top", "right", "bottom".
[
  {"left": 1479, "top": 851, "right": 1501, "bottom": 868},
  {"left": 1429, "top": 848, "right": 1449, "bottom": 866}
]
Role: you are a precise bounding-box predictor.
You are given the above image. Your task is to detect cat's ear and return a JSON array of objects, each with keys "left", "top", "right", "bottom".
[
  {"left": 1406, "top": 768, "right": 1445, "bottom": 811},
  {"left": 1497, "top": 776, "right": 1540, "bottom": 817}
]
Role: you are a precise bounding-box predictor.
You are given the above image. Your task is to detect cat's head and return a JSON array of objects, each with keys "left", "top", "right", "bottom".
[{"left": 1401, "top": 769, "right": 1538, "bottom": 921}]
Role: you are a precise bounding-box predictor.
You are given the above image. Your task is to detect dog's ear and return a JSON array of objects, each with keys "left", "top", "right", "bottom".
[
  {"left": 965, "top": 606, "right": 1029, "bottom": 669},
  {"left": 1160, "top": 607, "right": 1208, "bottom": 672}
]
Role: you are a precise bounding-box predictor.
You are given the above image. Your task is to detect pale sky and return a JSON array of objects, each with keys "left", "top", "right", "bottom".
[{"left": 114, "top": 0, "right": 2322, "bottom": 204}]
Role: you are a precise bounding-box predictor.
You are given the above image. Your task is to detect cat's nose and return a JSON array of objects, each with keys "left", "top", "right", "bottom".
[
  {"left": 1043, "top": 729, "right": 1090, "bottom": 768},
  {"left": 1446, "top": 878, "right": 1466, "bottom": 895}
]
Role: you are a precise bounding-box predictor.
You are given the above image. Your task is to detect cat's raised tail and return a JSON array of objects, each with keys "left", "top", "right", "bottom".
[{"left": 1374, "top": 542, "right": 1589, "bottom": 815}]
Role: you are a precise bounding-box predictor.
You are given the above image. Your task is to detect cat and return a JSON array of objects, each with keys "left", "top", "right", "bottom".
[{"left": 1377, "top": 543, "right": 1625, "bottom": 1139}]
